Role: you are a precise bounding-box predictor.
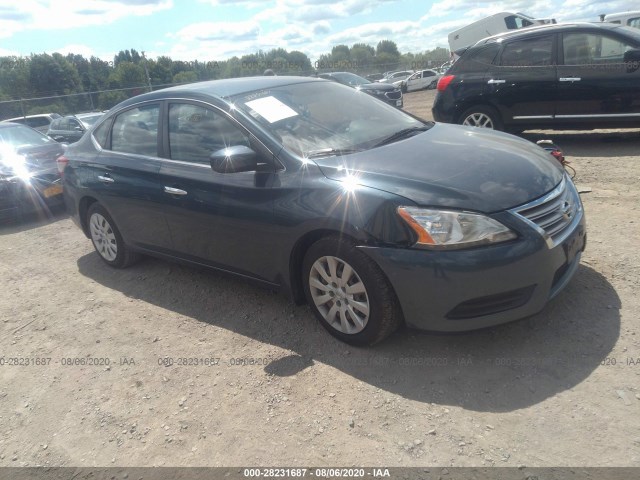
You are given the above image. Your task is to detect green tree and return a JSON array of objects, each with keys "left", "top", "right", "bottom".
[
  {"left": 173, "top": 71, "right": 198, "bottom": 84},
  {"left": 376, "top": 40, "right": 400, "bottom": 57}
]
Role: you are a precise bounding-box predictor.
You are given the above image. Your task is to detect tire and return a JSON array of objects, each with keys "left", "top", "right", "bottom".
[
  {"left": 428, "top": 80, "right": 437, "bottom": 90},
  {"left": 401, "top": 83, "right": 407, "bottom": 93},
  {"left": 87, "top": 203, "right": 140, "bottom": 268},
  {"left": 302, "top": 235, "right": 402, "bottom": 346},
  {"left": 458, "top": 105, "right": 503, "bottom": 131}
]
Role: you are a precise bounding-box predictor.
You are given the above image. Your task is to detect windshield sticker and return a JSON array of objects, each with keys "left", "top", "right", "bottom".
[{"left": 245, "top": 96, "right": 298, "bottom": 123}]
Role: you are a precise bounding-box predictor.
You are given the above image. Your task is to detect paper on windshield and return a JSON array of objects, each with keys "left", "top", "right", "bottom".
[{"left": 245, "top": 96, "right": 298, "bottom": 123}]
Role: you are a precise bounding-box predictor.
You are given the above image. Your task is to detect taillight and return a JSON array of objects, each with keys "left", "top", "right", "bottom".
[
  {"left": 437, "top": 75, "right": 455, "bottom": 92},
  {"left": 56, "top": 155, "right": 69, "bottom": 175}
]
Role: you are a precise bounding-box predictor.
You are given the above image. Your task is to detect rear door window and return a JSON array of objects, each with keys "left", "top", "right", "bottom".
[
  {"left": 111, "top": 104, "right": 160, "bottom": 156},
  {"left": 500, "top": 36, "right": 554, "bottom": 66},
  {"left": 456, "top": 44, "right": 500, "bottom": 72}
]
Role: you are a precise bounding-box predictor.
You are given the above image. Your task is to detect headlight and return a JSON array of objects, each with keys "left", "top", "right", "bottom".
[{"left": 397, "top": 207, "right": 516, "bottom": 249}]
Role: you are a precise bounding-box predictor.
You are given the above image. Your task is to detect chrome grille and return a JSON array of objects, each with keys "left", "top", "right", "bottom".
[{"left": 511, "top": 176, "right": 582, "bottom": 248}]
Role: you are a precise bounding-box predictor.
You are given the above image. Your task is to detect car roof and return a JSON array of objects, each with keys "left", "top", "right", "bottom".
[
  {"left": 475, "top": 21, "right": 638, "bottom": 46},
  {"left": 2, "top": 113, "right": 58, "bottom": 121},
  {"left": 74, "top": 112, "right": 103, "bottom": 118},
  {"left": 115, "top": 76, "right": 324, "bottom": 110}
]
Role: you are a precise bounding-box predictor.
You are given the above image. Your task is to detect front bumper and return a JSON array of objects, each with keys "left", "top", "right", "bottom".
[{"left": 359, "top": 203, "right": 586, "bottom": 332}]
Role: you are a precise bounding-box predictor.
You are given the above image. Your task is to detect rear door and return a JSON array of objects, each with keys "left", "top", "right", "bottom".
[
  {"left": 555, "top": 29, "right": 640, "bottom": 124},
  {"left": 89, "top": 102, "right": 173, "bottom": 251},
  {"left": 485, "top": 34, "right": 557, "bottom": 125},
  {"left": 158, "top": 101, "right": 279, "bottom": 281}
]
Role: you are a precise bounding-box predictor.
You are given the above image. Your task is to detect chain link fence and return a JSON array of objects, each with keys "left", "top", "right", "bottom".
[{"left": 0, "top": 59, "right": 447, "bottom": 120}]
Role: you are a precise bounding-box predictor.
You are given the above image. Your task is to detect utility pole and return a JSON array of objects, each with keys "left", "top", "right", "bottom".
[{"left": 141, "top": 51, "right": 152, "bottom": 92}]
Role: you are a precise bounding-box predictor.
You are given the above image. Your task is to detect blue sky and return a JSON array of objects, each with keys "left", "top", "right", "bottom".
[{"left": 0, "top": 0, "right": 638, "bottom": 62}]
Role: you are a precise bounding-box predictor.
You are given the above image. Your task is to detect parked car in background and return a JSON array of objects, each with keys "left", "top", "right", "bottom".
[
  {"left": 47, "top": 112, "right": 104, "bottom": 143},
  {"left": 403, "top": 69, "right": 442, "bottom": 92},
  {"left": 365, "top": 73, "right": 385, "bottom": 82},
  {"left": 2, "top": 113, "right": 61, "bottom": 134},
  {"left": 317, "top": 72, "right": 403, "bottom": 107},
  {"left": 603, "top": 11, "right": 640, "bottom": 29},
  {"left": 61, "top": 76, "right": 585, "bottom": 345},
  {"left": 377, "top": 70, "right": 414, "bottom": 84},
  {"left": 0, "top": 122, "right": 65, "bottom": 221},
  {"left": 433, "top": 22, "right": 640, "bottom": 131}
]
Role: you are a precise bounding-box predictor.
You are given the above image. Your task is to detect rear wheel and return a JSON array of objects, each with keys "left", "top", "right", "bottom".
[
  {"left": 459, "top": 105, "right": 503, "bottom": 131},
  {"left": 302, "top": 235, "right": 402, "bottom": 345},
  {"left": 87, "top": 203, "right": 140, "bottom": 268}
]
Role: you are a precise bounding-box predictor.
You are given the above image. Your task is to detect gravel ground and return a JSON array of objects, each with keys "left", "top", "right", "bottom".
[{"left": 1, "top": 89, "right": 639, "bottom": 468}]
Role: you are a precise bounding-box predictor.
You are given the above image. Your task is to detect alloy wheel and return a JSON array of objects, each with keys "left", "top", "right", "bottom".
[
  {"left": 462, "top": 112, "right": 495, "bottom": 128},
  {"left": 89, "top": 213, "right": 118, "bottom": 262},
  {"left": 309, "top": 256, "right": 370, "bottom": 334}
]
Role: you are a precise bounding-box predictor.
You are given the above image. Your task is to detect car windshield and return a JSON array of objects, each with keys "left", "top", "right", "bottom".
[
  {"left": 0, "top": 124, "right": 55, "bottom": 148},
  {"left": 231, "top": 81, "right": 427, "bottom": 157},
  {"left": 328, "top": 72, "right": 370, "bottom": 86}
]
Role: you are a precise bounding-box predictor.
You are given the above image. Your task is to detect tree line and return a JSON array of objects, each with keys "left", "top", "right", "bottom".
[{"left": 0, "top": 41, "right": 449, "bottom": 119}]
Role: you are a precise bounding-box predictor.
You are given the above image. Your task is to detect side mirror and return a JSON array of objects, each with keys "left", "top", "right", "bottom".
[
  {"left": 210, "top": 145, "right": 258, "bottom": 173},
  {"left": 74, "top": 126, "right": 84, "bottom": 132},
  {"left": 624, "top": 48, "right": 640, "bottom": 62}
]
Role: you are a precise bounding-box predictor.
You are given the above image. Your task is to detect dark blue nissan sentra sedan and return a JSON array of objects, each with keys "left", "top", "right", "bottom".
[{"left": 59, "top": 76, "right": 586, "bottom": 345}]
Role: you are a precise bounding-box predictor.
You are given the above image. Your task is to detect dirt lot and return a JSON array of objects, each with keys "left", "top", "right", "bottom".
[{"left": 1, "top": 89, "right": 639, "bottom": 469}]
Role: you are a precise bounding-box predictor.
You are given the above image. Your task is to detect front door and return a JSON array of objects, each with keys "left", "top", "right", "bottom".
[
  {"left": 158, "top": 101, "right": 279, "bottom": 282},
  {"left": 486, "top": 34, "right": 557, "bottom": 125},
  {"left": 556, "top": 30, "right": 640, "bottom": 125}
]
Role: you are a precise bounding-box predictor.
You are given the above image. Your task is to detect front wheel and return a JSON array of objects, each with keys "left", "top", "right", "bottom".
[
  {"left": 459, "top": 105, "right": 503, "bottom": 131},
  {"left": 87, "top": 203, "right": 140, "bottom": 268},
  {"left": 302, "top": 236, "right": 402, "bottom": 345}
]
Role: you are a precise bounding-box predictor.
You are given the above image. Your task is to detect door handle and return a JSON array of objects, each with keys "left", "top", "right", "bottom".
[
  {"left": 559, "top": 77, "right": 581, "bottom": 82},
  {"left": 164, "top": 186, "right": 187, "bottom": 196},
  {"left": 487, "top": 79, "right": 506, "bottom": 84},
  {"left": 97, "top": 175, "right": 114, "bottom": 183}
]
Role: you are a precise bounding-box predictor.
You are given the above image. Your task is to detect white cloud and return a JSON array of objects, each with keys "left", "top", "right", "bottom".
[
  {"left": 0, "top": 0, "right": 173, "bottom": 38},
  {"left": 172, "top": 21, "right": 261, "bottom": 42}
]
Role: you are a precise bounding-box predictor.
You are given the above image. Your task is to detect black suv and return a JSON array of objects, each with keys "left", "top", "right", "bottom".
[
  {"left": 317, "top": 72, "right": 403, "bottom": 108},
  {"left": 433, "top": 22, "right": 640, "bottom": 131},
  {"left": 47, "top": 112, "right": 103, "bottom": 143}
]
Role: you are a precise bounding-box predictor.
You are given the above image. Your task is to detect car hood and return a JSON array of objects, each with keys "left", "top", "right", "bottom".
[
  {"left": 358, "top": 83, "right": 398, "bottom": 92},
  {"left": 312, "top": 123, "right": 564, "bottom": 213}
]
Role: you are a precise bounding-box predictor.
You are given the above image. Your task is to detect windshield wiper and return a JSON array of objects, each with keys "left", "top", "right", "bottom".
[
  {"left": 373, "top": 126, "right": 430, "bottom": 148},
  {"left": 304, "top": 148, "right": 362, "bottom": 159}
]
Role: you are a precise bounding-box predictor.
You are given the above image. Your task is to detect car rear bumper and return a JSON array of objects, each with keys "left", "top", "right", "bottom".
[
  {"left": 359, "top": 211, "right": 586, "bottom": 332},
  {"left": 0, "top": 176, "right": 64, "bottom": 220}
]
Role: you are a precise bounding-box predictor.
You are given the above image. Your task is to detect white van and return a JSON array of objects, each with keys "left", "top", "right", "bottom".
[
  {"left": 448, "top": 12, "right": 556, "bottom": 53},
  {"left": 603, "top": 12, "right": 640, "bottom": 29}
]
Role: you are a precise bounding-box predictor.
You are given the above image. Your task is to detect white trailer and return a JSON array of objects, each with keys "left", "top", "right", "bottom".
[{"left": 448, "top": 12, "right": 555, "bottom": 53}]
